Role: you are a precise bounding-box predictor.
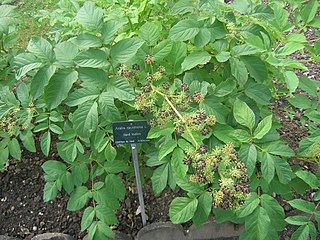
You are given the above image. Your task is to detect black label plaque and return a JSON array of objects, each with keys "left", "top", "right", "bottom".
[{"left": 112, "top": 120, "right": 151, "bottom": 144}]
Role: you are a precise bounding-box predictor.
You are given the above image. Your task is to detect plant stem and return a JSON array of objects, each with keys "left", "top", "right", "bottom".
[{"left": 155, "top": 89, "right": 199, "bottom": 147}]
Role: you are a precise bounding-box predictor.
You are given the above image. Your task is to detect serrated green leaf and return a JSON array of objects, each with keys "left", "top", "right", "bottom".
[
  {"left": 261, "top": 152, "right": 275, "bottom": 183},
  {"left": 16, "top": 82, "right": 30, "bottom": 107},
  {"left": 20, "top": 130, "right": 36, "bottom": 152},
  {"left": 75, "top": 49, "right": 108, "bottom": 68},
  {"left": 245, "top": 83, "right": 271, "bottom": 105},
  {"left": 245, "top": 207, "right": 272, "bottom": 240},
  {"left": 62, "top": 171, "right": 73, "bottom": 193},
  {"left": 192, "top": 192, "right": 212, "bottom": 226},
  {"left": 153, "top": 39, "right": 173, "bottom": 61},
  {"left": 81, "top": 206, "right": 95, "bottom": 231},
  {"left": 96, "top": 205, "right": 117, "bottom": 225},
  {"left": 30, "top": 65, "right": 56, "bottom": 99},
  {"left": 105, "top": 174, "right": 125, "bottom": 200},
  {"left": 72, "top": 101, "right": 98, "bottom": 138},
  {"left": 277, "top": 43, "right": 305, "bottom": 56},
  {"left": 105, "top": 76, "right": 135, "bottom": 101},
  {"left": 43, "top": 181, "right": 58, "bottom": 202},
  {"left": 44, "top": 69, "right": 78, "bottom": 109},
  {"left": 194, "top": 28, "right": 211, "bottom": 48},
  {"left": 215, "top": 51, "right": 230, "bottom": 63},
  {"left": 233, "top": 98, "right": 255, "bottom": 130},
  {"left": 67, "top": 186, "right": 89, "bottom": 211},
  {"left": 291, "top": 224, "right": 310, "bottom": 240},
  {"left": 237, "top": 192, "right": 259, "bottom": 218},
  {"left": 169, "top": 197, "right": 198, "bottom": 224},
  {"left": 231, "top": 44, "right": 261, "bottom": 56},
  {"left": 285, "top": 216, "right": 310, "bottom": 226},
  {"left": 13, "top": 53, "right": 42, "bottom": 80},
  {"left": 73, "top": 33, "right": 102, "bottom": 49},
  {"left": 171, "top": 148, "right": 188, "bottom": 178},
  {"left": 102, "top": 20, "right": 124, "bottom": 45},
  {"left": 104, "top": 142, "right": 117, "bottom": 161},
  {"left": 265, "top": 142, "right": 295, "bottom": 157},
  {"left": 295, "top": 170, "right": 319, "bottom": 189},
  {"left": 239, "top": 144, "right": 257, "bottom": 176},
  {"left": 139, "top": 22, "right": 161, "bottom": 45},
  {"left": 66, "top": 87, "right": 100, "bottom": 107},
  {"left": 230, "top": 57, "right": 248, "bottom": 86},
  {"left": 175, "top": 177, "right": 203, "bottom": 194},
  {"left": 159, "top": 139, "right": 177, "bottom": 160},
  {"left": 181, "top": 51, "right": 211, "bottom": 71},
  {"left": 151, "top": 163, "right": 169, "bottom": 194},
  {"left": 0, "top": 147, "right": 9, "bottom": 171},
  {"left": 284, "top": 71, "right": 299, "bottom": 92},
  {"left": 104, "top": 160, "right": 128, "bottom": 174},
  {"left": 253, "top": 115, "right": 272, "bottom": 139},
  {"left": 288, "top": 95, "right": 312, "bottom": 109},
  {"left": 214, "top": 79, "right": 236, "bottom": 97},
  {"left": 98, "top": 92, "right": 120, "bottom": 120},
  {"left": 110, "top": 37, "right": 144, "bottom": 64},
  {"left": 261, "top": 194, "right": 285, "bottom": 231},
  {"left": 49, "top": 124, "right": 63, "bottom": 134},
  {"left": 274, "top": 156, "right": 292, "bottom": 184},
  {"left": 77, "top": 67, "right": 106, "bottom": 88},
  {"left": 301, "top": 0, "right": 319, "bottom": 24},
  {"left": 54, "top": 42, "right": 78, "bottom": 67},
  {"left": 169, "top": 19, "right": 200, "bottom": 41},
  {"left": 8, "top": 138, "right": 21, "bottom": 160},
  {"left": 27, "top": 37, "right": 54, "bottom": 62},
  {"left": 40, "top": 131, "right": 51, "bottom": 157},
  {"left": 42, "top": 160, "right": 66, "bottom": 176},
  {"left": 288, "top": 199, "right": 315, "bottom": 214},
  {"left": 241, "top": 56, "right": 268, "bottom": 83},
  {"left": 76, "top": 2, "right": 103, "bottom": 30},
  {"left": 170, "top": 0, "right": 195, "bottom": 14}
]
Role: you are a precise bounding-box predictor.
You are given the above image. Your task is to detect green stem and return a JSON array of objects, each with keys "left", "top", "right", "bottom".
[{"left": 155, "top": 89, "right": 199, "bottom": 148}]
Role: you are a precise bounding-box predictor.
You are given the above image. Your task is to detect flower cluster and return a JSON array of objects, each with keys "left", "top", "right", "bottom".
[
  {"left": 184, "top": 143, "right": 250, "bottom": 210},
  {"left": 0, "top": 108, "right": 30, "bottom": 136}
]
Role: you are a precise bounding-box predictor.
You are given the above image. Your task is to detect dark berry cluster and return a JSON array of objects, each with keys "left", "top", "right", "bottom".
[{"left": 0, "top": 108, "right": 33, "bottom": 136}]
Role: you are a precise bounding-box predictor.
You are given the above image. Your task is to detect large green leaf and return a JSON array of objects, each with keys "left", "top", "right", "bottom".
[
  {"left": 13, "top": 53, "right": 42, "bottom": 80},
  {"left": 230, "top": 57, "right": 248, "bottom": 86},
  {"left": 169, "top": 197, "right": 198, "bottom": 224},
  {"left": 73, "top": 33, "right": 102, "bottom": 49},
  {"left": 151, "top": 163, "right": 169, "bottom": 194},
  {"left": 72, "top": 101, "right": 98, "bottom": 138},
  {"left": 27, "top": 37, "right": 54, "bottom": 62},
  {"left": 67, "top": 186, "right": 90, "bottom": 211},
  {"left": 102, "top": 20, "right": 124, "bottom": 45},
  {"left": 54, "top": 42, "right": 78, "bottom": 67},
  {"left": 76, "top": 2, "right": 104, "bottom": 30},
  {"left": 175, "top": 177, "right": 203, "bottom": 194},
  {"left": 192, "top": 192, "right": 212, "bottom": 226},
  {"left": 105, "top": 174, "right": 126, "bottom": 200},
  {"left": 253, "top": 115, "right": 272, "bottom": 139},
  {"left": 261, "top": 152, "right": 275, "bottom": 183},
  {"left": 233, "top": 98, "right": 255, "bottom": 130},
  {"left": 8, "top": 138, "right": 21, "bottom": 160},
  {"left": 231, "top": 44, "right": 261, "bottom": 56},
  {"left": 245, "top": 82, "right": 271, "bottom": 105},
  {"left": 277, "top": 43, "right": 305, "bottom": 56},
  {"left": 75, "top": 49, "right": 108, "bottom": 68},
  {"left": 43, "top": 181, "right": 58, "bottom": 202},
  {"left": 169, "top": 19, "right": 200, "bottom": 41},
  {"left": 274, "top": 156, "right": 292, "bottom": 184},
  {"left": 30, "top": 65, "right": 56, "bottom": 99},
  {"left": 237, "top": 192, "right": 259, "bottom": 218},
  {"left": 44, "top": 69, "right": 78, "bottom": 109},
  {"left": 0, "top": 5, "right": 19, "bottom": 33},
  {"left": 139, "top": 22, "right": 161, "bottom": 45},
  {"left": 181, "top": 51, "right": 211, "bottom": 72},
  {"left": 40, "top": 131, "right": 51, "bottom": 157},
  {"left": 291, "top": 225, "right": 310, "bottom": 240},
  {"left": 241, "top": 56, "right": 268, "bottom": 82},
  {"left": 66, "top": 87, "right": 100, "bottom": 107},
  {"left": 98, "top": 93, "right": 120, "bottom": 120},
  {"left": 239, "top": 144, "right": 257, "bottom": 176},
  {"left": 214, "top": 79, "right": 236, "bottom": 97},
  {"left": 105, "top": 76, "right": 135, "bottom": 101},
  {"left": 261, "top": 194, "right": 285, "bottom": 231},
  {"left": 110, "top": 37, "right": 144, "bottom": 64},
  {"left": 42, "top": 160, "right": 66, "bottom": 176},
  {"left": 288, "top": 199, "right": 315, "bottom": 214},
  {"left": 295, "top": 170, "right": 319, "bottom": 189},
  {"left": 265, "top": 142, "right": 295, "bottom": 157},
  {"left": 159, "top": 139, "right": 177, "bottom": 160},
  {"left": 301, "top": 0, "right": 319, "bottom": 24},
  {"left": 244, "top": 207, "right": 272, "bottom": 240},
  {"left": 153, "top": 39, "right": 173, "bottom": 61},
  {"left": 77, "top": 67, "right": 106, "bottom": 88},
  {"left": 171, "top": 148, "right": 188, "bottom": 178},
  {"left": 284, "top": 71, "right": 299, "bottom": 92},
  {"left": 95, "top": 205, "right": 117, "bottom": 224},
  {"left": 170, "top": 0, "right": 195, "bottom": 14},
  {"left": 81, "top": 206, "right": 95, "bottom": 231}
]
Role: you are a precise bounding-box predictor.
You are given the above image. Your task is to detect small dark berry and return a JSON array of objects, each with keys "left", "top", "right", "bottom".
[
  {"left": 181, "top": 83, "right": 189, "bottom": 92},
  {"left": 183, "top": 156, "right": 192, "bottom": 165},
  {"left": 132, "top": 64, "right": 140, "bottom": 70},
  {"left": 201, "top": 126, "right": 210, "bottom": 136},
  {"left": 142, "top": 83, "right": 152, "bottom": 93},
  {"left": 157, "top": 66, "right": 165, "bottom": 73},
  {"left": 162, "top": 82, "right": 170, "bottom": 90},
  {"left": 145, "top": 73, "right": 153, "bottom": 82},
  {"left": 175, "top": 125, "right": 185, "bottom": 135},
  {"left": 197, "top": 144, "right": 208, "bottom": 154},
  {"left": 144, "top": 55, "right": 155, "bottom": 64}
]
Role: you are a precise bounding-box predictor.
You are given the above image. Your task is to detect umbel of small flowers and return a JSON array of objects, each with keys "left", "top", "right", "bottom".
[{"left": 184, "top": 143, "right": 250, "bottom": 210}]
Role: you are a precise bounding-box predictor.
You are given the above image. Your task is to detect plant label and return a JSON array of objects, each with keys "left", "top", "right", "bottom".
[{"left": 112, "top": 120, "right": 150, "bottom": 144}]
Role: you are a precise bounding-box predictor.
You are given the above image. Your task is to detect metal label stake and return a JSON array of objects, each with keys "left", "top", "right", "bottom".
[
  {"left": 112, "top": 120, "right": 150, "bottom": 227},
  {"left": 131, "top": 143, "right": 147, "bottom": 226}
]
